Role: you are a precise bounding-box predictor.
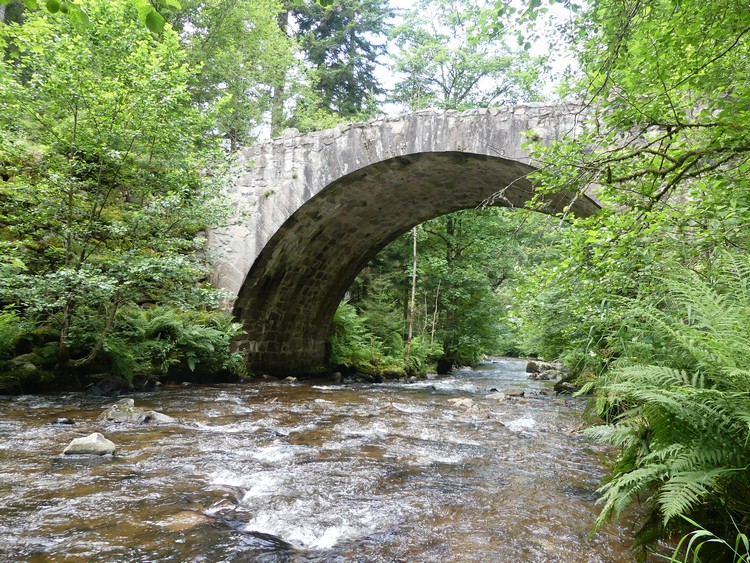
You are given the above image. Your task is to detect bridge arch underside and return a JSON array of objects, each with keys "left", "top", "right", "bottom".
[{"left": 233, "top": 151, "right": 597, "bottom": 375}]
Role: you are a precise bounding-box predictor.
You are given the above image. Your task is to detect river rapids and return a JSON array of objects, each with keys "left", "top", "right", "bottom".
[{"left": 0, "top": 358, "right": 644, "bottom": 562}]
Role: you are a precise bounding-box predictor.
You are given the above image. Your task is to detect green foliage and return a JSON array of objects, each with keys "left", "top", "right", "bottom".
[
  {"left": 490, "top": 2, "right": 750, "bottom": 552},
  {"left": 336, "top": 208, "right": 563, "bottom": 372},
  {"left": 327, "top": 299, "right": 425, "bottom": 378},
  {"left": 106, "top": 306, "right": 245, "bottom": 381},
  {"left": 358, "top": 275, "right": 404, "bottom": 356},
  {"left": 389, "top": 0, "right": 546, "bottom": 111},
  {"left": 0, "top": 0, "right": 238, "bottom": 384},
  {"left": 327, "top": 301, "right": 377, "bottom": 369},
  {"left": 0, "top": 307, "right": 27, "bottom": 359},
  {"left": 669, "top": 516, "right": 750, "bottom": 563},
  {"left": 522, "top": 0, "right": 750, "bottom": 282},
  {"left": 583, "top": 256, "right": 750, "bottom": 554},
  {"left": 0, "top": 0, "right": 185, "bottom": 33}
]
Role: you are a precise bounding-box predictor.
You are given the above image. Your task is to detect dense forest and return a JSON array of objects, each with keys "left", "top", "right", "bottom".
[{"left": 0, "top": 0, "right": 748, "bottom": 558}]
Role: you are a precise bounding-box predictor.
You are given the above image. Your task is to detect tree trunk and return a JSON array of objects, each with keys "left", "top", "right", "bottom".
[
  {"left": 271, "top": 8, "right": 291, "bottom": 137},
  {"left": 69, "top": 292, "right": 122, "bottom": 369},
  {"left": 430, "top": 280, "right": 440, "bottom": 351},
  {"left": 55, "top": 301, "right": 72, "bottom": 374},
  {"left": 405, "top": 226, "right": 418, "bottom": 363}
]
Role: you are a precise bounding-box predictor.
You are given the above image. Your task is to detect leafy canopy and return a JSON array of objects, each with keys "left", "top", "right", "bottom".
[{"left": 389, "top": 0, "right": 546, "bottom": 111}]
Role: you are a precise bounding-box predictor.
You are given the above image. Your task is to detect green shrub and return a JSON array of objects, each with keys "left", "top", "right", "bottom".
[
  {"left": 106, "top": 305, "right": 245, "bottom": 382},
  {"left": 327, "top": 301, "right": 374, "bottom": 369},
  {"left": 0, "top": 307, "right": 26, "bottom": 360}
]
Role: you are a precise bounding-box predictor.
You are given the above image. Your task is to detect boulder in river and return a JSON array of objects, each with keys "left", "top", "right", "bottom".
[
  {"left": 526, "top": 360, "right": 559, "bottom": 374},
  {"left": 98, "top": 398, "right": 174, "bottom": 424},
  {"left": 530, "top": 369, "right": 562, "bottom": 381},
  {"left": 526, "top": 360, "right": 563, "bottom": 381},
  {"left": 554, "top": 380, "right": 578, "bottom": 395},
  {"left": 447, "top": 397, "right": 474, "bottom": 408},
  {"left": 63, "top": 432, "right": 116, "bottom": 455},
  {"left": 87, "top": 375, "right": 134, "bottom": 397}
]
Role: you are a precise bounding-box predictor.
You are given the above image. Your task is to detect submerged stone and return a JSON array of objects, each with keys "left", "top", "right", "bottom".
[
  {"left": 447, "top": 397, "right": 474, "bottom": 408},
  {"left": 51, "top": 417, "right": 75, "bottom": 425}
]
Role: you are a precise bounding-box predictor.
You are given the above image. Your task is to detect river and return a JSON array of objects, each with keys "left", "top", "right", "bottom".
[{"left": 0, "top": 358, "right": 644, "bottom": 562}]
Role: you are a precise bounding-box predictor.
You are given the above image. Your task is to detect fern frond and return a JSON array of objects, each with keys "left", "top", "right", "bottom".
[
  {"left": 595, "top": 464, "right": 666, "bottom": 528},
  {"left": 659, "top": 468, "right": 740, "bottom": 524}
]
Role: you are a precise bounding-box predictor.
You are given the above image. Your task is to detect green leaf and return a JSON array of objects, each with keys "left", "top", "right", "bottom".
[
  {"left": 67, "top": 4, "right": 90, "bottom": 30},
  {"left": 135, "top": 3, "right": 151, "bottom": 20},
  {"left": 318, "top": 0, "right": 334, "bottom": 6},
  {"left": 164, "top": 0, "right": 181, "bottom": 7},
  {"left": 144, "top": 9, "right": 165, "bottom": 33},
  {"left": 22, "top": 0, "right": 38, "bottom": 9},
  {"left": 45, "top": 0, "right": 60, "bottom": 12}
]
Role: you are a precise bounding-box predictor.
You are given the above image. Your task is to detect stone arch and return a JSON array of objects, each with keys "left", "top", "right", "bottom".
[{"left": 208, "top": 106, "right": 598, "bottom": 374}]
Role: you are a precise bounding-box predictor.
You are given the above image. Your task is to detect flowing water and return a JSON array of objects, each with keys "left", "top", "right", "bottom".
[{"left": 0, "top": 358, "right": 644, "bottom": 562}]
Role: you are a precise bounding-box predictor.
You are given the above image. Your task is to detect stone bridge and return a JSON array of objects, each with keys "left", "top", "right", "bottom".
[{"left": 207, "top": 104, "right": 599, "bottom": 375}]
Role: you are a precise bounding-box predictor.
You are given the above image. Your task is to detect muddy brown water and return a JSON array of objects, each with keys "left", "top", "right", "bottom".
[{"left": 0, "top": 359, "right": 647, "bottom": 562}]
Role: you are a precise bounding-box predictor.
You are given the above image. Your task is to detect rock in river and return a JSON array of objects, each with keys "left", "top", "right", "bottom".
[
  {"left": 98, "top": 398, "right": 174, "bottom": 424},
  {"left": 447, "top": 397, "right": 474, "bottom": 408},
  {"left": 526, "top": 360, "right": 563, "bottom": 382},
  {"left": 63, "top": 432, "right": 116, "bottom": 455}
]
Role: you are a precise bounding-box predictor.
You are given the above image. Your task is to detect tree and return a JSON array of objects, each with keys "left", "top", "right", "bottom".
[
  {"left": 339, "top": 208, "right": 563, "bottom": 373},
  {"left": 0, "top": 0, "right": 240, "bottom": 386},
  {"left": 0, "top": 0, "right": 182, "bottom": 33},
  {"left": 291, "top": 0, "right": 392, "bottom": 120},
  {"left": 518, "top": 0, "right": 750, "bottom": 268},
  {"left": 485, "top": 0, "right": 750, "bottom": 369},
  {"left": 389, "top": 0, "right": 546, "bottom": 111},
  {"left": 419, "top": 209, "right": 561, "bottom": 368},
  {"left": 173, "top": 0, "right": 296, "bottom": 149}
]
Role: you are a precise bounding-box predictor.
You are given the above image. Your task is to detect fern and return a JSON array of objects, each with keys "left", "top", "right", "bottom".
[
  {"left": 107, "top": 305, "right": 245, "bottom": 378},
  {"left": 584, "top": 252, "right": 750, "bottom": 551}
]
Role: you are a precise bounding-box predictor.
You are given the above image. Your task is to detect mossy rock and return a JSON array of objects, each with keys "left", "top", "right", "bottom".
[
  {"left": 7, "top": 353, "right": 44, "bottom": 368},
  {"left": 36, "top": 343, "right": 60, "bottom": 365},
  {"left": 0, "top": 361, "right": 45, "bottom": 393}
]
